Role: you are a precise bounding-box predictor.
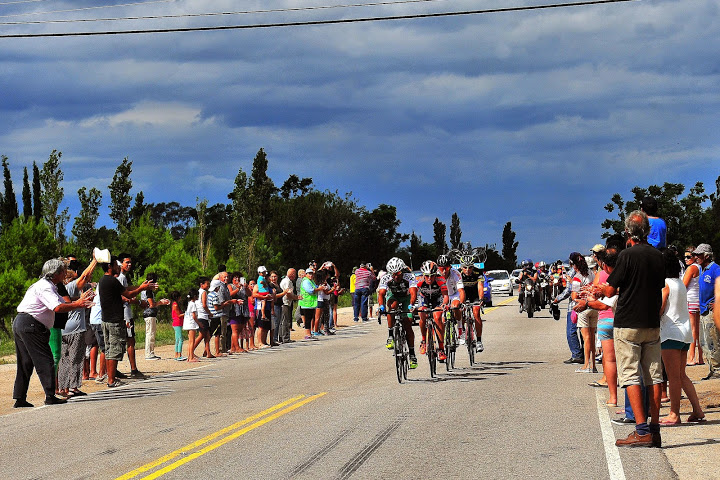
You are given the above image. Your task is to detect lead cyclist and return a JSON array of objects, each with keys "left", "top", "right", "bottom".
[
  {"left": 437, "top": 254, "right": 465, "bottom": 345},
  {"left": 377, "top": 257, "right": 419, "bottom": 369}
]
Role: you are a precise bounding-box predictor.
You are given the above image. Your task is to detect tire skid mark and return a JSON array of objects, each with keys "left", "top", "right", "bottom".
[
  {"left": 336, "top": 418, "right": 403, "bottom": 479},
  {"left": 288, "top": 429, "right": 352, "bottom": 478}
]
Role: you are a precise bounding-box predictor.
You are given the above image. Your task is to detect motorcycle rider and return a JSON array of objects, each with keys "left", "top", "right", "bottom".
[
  {"left": 517, "top": 259, "right": 540, "bottom": 311},
  {"left": 537, "top": 261, "right": 552, "bottom": 308}
]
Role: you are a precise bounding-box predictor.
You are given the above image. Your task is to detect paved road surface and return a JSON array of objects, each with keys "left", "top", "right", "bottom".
[{"left": 0, "top": 299, "right": 679, "bottom": 479}]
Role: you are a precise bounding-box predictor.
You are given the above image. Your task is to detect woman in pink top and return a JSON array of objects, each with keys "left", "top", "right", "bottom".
[{"left": 170, "top": 291, "right": 186, "bottom": 361}]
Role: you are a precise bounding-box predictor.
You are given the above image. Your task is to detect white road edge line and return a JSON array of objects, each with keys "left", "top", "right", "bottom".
[{"left": 596, "top": 389, "right": 626, "bottom": 480}]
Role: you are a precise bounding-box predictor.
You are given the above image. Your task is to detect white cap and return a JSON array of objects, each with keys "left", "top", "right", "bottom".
[{"left": 257, "top": 266, "right": 268, "bottom": 274}]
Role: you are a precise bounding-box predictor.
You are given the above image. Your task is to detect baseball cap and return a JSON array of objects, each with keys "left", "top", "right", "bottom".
[
  {"left": 591, "top": 244, "right": 606, "bottom": 254},
  {"left": 257, "top": 266, "right": 268, "bottom": 274},
  {"left": 693, "top": 244, "right": 713, "bottom": 255},
  {"left": 306, "top": 267, "right": 315, "bottom": 273},
  {"left": 210, "top": 279, "right": 223, "bottom": 291}
]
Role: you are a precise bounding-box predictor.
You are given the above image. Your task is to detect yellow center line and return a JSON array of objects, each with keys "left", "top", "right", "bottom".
[
  {"left": 116, "top": 394, "right": 308, "bottom": 480},
  {"left": 137, "top": 393, "right": 327, "bottom": 480},
  {"left": 483, "top": 295, "right": 517, "bottom": 314}
]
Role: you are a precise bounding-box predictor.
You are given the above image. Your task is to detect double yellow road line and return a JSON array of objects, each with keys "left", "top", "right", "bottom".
[{"left": 117, "top": 393, "right": 327, "bottom": 480}]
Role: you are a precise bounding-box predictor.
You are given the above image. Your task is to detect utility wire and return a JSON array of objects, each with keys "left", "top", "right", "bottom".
[
  {"left": 0, "top": 0, "right": 451, "bottom": 24},
  {"left": 0, "top": 0, "right": 639, "bottom": 38},
  {"left": 0, "top": 0, "right": 176, "bottom": 18}
]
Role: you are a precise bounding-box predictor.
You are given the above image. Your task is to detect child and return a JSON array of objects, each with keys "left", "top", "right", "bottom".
[
  {"left": 195, "top": 276, "right": 213, "bottom": 358},
  {"left": 256, "top": 266, "right": 272, "bottom": 321},
  {"left": 170, "top": 291, "right": 186, "bottom": 361},
  {"left": 207, "top": 280, "right": 225, "bottom": 357},
  {"left": 183, "top": 288, "right": 200, "bottom": 362}
]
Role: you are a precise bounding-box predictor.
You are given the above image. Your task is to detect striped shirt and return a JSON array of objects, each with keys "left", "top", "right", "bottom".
[
  {"left": 207, "top": 290, "right": 222, "bottom": 318},
  {"left": 354, "top": 268, "right": 376, "bottom": 290}
]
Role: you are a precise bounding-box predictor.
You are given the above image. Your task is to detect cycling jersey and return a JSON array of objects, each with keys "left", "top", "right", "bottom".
[
  {"left": 461, "top": 267, "right": 484, "bottom": 302},
  {"left": 441, "top": 268, "right": 464, "bottom": 297},
  {"left": 378, "top": 272, "right": 417, "bottom": 298},
  {"left": 416, "top": 276, "right": 448, "bottom": 308}
]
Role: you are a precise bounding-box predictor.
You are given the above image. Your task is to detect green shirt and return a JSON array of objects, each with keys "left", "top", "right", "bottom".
[{"left": 298, "top": 277, "right": 318, "bottom": 309}]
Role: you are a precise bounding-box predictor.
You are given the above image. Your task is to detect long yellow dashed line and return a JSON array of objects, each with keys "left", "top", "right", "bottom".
[{"left": 117, "top": 394, "right": 323, "bottom": 480}]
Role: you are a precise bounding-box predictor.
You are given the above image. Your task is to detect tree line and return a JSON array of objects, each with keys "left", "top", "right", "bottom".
[{"left": 0, "top": 148, "right": 520, "bottom": 336}]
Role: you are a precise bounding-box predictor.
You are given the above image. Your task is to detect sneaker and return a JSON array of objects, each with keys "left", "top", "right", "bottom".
[
  {"left": 304, "top": 335, "right": 318, "bottom": 341},
  {"left": 386, "top": 337, "right": 395, "bottom": 350},
  {"left": 476, "top": 339, "right": 484, "bottom": 353},
  {"left": 13, "top": 399, "right": 34, "bottom": 408},
  {"left": 177, "top": 356, "right": 187, "bottom": 361},
  {"left": 316, "top": 330, "right": 325, "bottom": 336},
  {"left": 353, "top": 318, "right": 359, "bottom": 322},
  {"left": 95, "top": 374, "right": 107, "bottom": 384},
  {"left": 458, "top": 330, "right": 466, "bottom": 345},
  {"left": 115, "top": 371, "right": 128, "bottom": 379},
  {"left": 409, "top": 355, "right": 418, "bottom": 369},
  {"left": 563, "top": 357, "right": 584, "bottom": 364},
  {"left": 575, "top": 367, "right": 597, "bottom": 373},
  {"left": 611, "top": 417, "right": 636, "bottom": 425},
  {"left": 145, "top": 355, "right": 160, "bottom": 361},
  {"left": 130, "top": 370, "right": 146, "bottom": 379},
  {"left": 419, "top": 342, "right": 427, "bottom": 355},
  {"left": 438, "top": 350, "right": 447, "bottom": 362},
  {"left": 325, "top": 330, "right": 336, "bottom": 336},
  {"left": 107, "top": 380, "right": 123, "bottom": 388}
]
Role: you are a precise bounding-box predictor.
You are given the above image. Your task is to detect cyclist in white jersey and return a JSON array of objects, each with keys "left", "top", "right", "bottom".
[{"left": 437, "top": 254, "right": 465, "bottom": 335}]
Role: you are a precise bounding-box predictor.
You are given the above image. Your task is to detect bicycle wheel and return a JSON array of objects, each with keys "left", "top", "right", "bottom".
[
  {"left": 400, "top": 327, "right": 409, "bottom": 380},
  {"left": 427, "top": 325, "right": 436, "bottom": 378},
  {"left": 444, "top": 321, "right": 452, "bottom": 372},
  {"left": 467, "top": 318, "right": 476, "bottom": 366},
  {"left": 393, "top": 324, "right": 403, "bottom": 384}
]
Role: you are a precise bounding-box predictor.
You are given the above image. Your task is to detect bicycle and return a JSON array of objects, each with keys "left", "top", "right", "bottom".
[
  {"left": 461, "top": 301, "right": 483, "bottom": 366},
  {"left": 417, "top": 306, "right": 445, "bottom": 378},
  {"left": 379, "top": 308, "right": 410, "bottom": 383},
  {"left": 444, "top": 306, "right": 462, "bottom": 371}
]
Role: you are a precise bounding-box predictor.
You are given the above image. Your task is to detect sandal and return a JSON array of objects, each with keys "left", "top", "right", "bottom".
[
  {"left": 660, "top": 417, "right": 681, "bottom": 426},
  {"left": 588, "top": 381, "right": 608, "bottom": 388},
  {"left": 605, "top": 402, "right": 618, "bottom": 407},
  {"left": 687, "top": 414, "right": 707, "bottom": 423}
]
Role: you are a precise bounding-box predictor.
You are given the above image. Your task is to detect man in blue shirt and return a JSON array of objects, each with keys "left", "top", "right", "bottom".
[
  {"left": 695, "top": 244, "right": 720, "bottom": 380},
  {"left": 641, "top": 197, "right": 666, "bottom": 249}
]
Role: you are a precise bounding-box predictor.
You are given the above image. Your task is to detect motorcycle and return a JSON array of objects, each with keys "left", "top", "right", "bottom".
[
  {"left": 518, "top": 277, "right": 536, "bottom": 318},
  {"left": 538, "top": 273, "right": 550, "bottom": 309}
]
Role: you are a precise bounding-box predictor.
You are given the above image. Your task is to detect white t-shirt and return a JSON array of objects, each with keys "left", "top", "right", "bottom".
[
  {"left": 443, "top": 268, "right": 464, "bottom": 297},
  {"left": 661, "top": 278, "right": 692, "bottom": 344},
  {"left": 196, "top": 288, "right": 209, "bottom": 320},
  {"left": 183, "top": 301, "right": 199, "bottom": 330}
]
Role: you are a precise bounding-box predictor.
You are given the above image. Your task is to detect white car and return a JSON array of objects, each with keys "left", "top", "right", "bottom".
[
  {"left": 510, "top": 269, "right": 522, "bottom": 287},
  {"left": 486, "top": 270, "right": 513, "bottom": 296}
]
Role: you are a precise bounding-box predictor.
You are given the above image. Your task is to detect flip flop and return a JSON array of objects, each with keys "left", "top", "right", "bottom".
[
  {"left": 660, "top": 418, "right": 681, "bottom": 426},
  {"left": 687, "top": 415, "right": 707, "bottom": 423},
  {"left": 605, "top": 402, "right": 618, "bottom": 407},
  {"left": 588, "top": 381, "right": 608, "bottom": 388}
]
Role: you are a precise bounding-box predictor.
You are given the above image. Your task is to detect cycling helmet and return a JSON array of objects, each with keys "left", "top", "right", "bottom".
[
  {"left": 538, "top": 261, "right": 546, "bottom": 269},
  {"left": 386, "top": 257, "right": 407, "bottom": 275},
  {"left": 420, "top": 260, "right": 438, "bottom": 276},
  {"left": 460, "top": 254, "right": 475, "bottom": 267},
  {"left": 436, "top": 254, "right": 451, "bottom": 267}
]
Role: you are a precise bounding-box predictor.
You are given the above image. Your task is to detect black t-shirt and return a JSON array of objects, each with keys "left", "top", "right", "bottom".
[
  {"left": 53, "top": 282, "right": 69, "bottom": 329},
  {"left": 99, "top": 274, "right": 126, "bottom": 324},
  {"left": 607, "top": 243, "right": 664, "bottom": 329}
]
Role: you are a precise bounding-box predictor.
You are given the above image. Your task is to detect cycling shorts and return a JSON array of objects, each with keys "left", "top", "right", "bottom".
[{"left": 386, "top": 292, "right": 413, "bottom": 319}]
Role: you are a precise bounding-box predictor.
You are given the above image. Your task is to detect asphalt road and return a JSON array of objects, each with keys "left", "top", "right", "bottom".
[{"left": 0, "top": 298, "right": 678, "bottom": 480}]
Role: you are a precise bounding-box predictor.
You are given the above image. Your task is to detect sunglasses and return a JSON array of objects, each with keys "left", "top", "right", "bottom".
[{"left": 684, "top": 254, "right": 693, "bottom": 259}]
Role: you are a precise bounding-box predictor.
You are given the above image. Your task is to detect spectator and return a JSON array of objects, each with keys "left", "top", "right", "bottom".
[
  {"left": 183, "top": 288, "right": 200, "bottom": 362},
  {"left": 253, "top": 268, "right": 274, "bottom": 348},
  {"left": 87, "top": 283, "right": 107, "bottom": 383},
  {"left": 641, "top": 197, "right": 667, "bottom": 249},
  {"left": 207, "top": 279, "right": 226, "bottom": 356},
  {"left": 695, "top": 243, "right": 720, "bottom": 380},
  {"left": 298, "top": 268, "right": 321, "bottom": 340},
  {"left": 314, "top": 269, "right": 332, "bottom": 336},
  {"left": 570, "top": 253, "right": 597, "bottom": 373},
  {"left": 57, "top": 257, "right": 98, "bottom": 398},
  {"left": 227, "top": 272, "right": 248, "bottom": 354},
  {"left": 554, "top": 257, "right": 583, "bottom": 365},
  {"left": 195, "top": 276, "right": 213, "bottom": 358},
  {"left": 683, "top": 247, "right": 704, "bottom": 366},
  {"left": 12, "top": 258, "right": 94, "bottom": 407},
  {"left": 353, "top": 263, "right": 376, "bottom": 322},
  {"left": 169, "top": 291, "right": 186, "bottom": 361},
  {"left": 117, "top": 253, "right": 143, "bottom": 378},
  {"left": 658, "top": 249, "right": 705, "bottom": 425},
  {"left": 602, "top": 211, "right": 665, "bottom": 448},
  {"left": 268, "top": 271, "right": 284, "bottom": 345},
  {"left": 141, "top": 272, "right": 170, "bottom": 360},
  {"left": 215, "top": 268, "right": 232, "bottom": 354},
  {"left": 294, "top": 269, "right": 306, "bottom": 328},
  {"left": 100, "top": 256, "right": 157, "bottom": 387},
  {"left": 321, "top": 262, "right": 342, "bottom": 332},
  {"left": 279, "top": 268, "right": 301, "bottom": 344}
]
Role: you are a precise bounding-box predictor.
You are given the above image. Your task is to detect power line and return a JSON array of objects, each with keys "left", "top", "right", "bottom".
[
  {"left": 0, "top": 0, "right": 452, "bottom": 25},
  {"left": 0, "top": 0, "right": 176, "bottom": 18},
  {"left": 0, "top": 0, "right": 639, "bottom": 38}
]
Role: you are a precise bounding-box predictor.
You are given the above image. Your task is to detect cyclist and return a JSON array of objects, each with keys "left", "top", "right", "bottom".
[
  {"left": 416, "top": 260, "right": 449, "bottom": 362},
  {"left": 437, "top": 253, "right": 465, "bottom": 345},
  {"left": 459, "top": 254, "right": 485, "bottom": 353},
  {"left": 377, "top": 257, "right": 419, "bottom": 369}
]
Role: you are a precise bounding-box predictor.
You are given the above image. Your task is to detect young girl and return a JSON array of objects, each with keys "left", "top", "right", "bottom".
[
  {"left": 170, "top": 291, "right": 186, "bottom": 361},
  {"left": 183, "top": 288, "right": 200, "bottom": 362}
]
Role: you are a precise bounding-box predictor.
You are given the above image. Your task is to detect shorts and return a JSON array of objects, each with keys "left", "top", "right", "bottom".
[
  {"left": 196, "top": 318, "right": 210, "bottom": 331},
  {"left": 576, "top": 308, "right": 598, "bottom": 329},
  {"left": 597, "top": 317, "right": 614, "bottom": 341},
  {"left": 101, "top": 322, "right": 127, "bottom": 362},
  {"left": 688, "top": 302, "right": 700, "bottom": 314},
  {"left": 208, "top": 317, "right": 222, "bottom": 337},
  {"left": 228, "top": 316, "right": 246, "bottom": 326},
  {"left": 91, "top": 323, "right": 106, "bottom": 353},
  {"left": 329, "top": 295, "right": 338, "bottom": 306},
  {"left": 419, "top": 297, "right": 443, "bottom": 309},
  {"left": 386, "top": 293, "right": 413, "bottom": 319},
  {"left": 661, "top": 339, "right": 690, "bottom": 351},
  {"left": 614, "top": 327, "right": 663, "bottom": 388},
  {"left": 126, "top": 317, "right": 135, "bottom": 338}
]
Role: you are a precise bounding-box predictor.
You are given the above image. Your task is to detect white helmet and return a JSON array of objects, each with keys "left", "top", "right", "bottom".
[
  {"left": 386, "top": 257, "right": 407, "bottom": 275},
  {"left": 420, "top": 260, "right": 438, "bottom": 276}
]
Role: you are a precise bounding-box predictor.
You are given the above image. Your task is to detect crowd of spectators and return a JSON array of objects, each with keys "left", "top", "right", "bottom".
[{"left": 554, "top": 199, "right": 719, "bottom": 449}]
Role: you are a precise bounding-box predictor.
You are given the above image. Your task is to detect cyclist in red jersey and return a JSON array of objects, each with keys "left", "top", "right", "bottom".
[{"left": 416, "top": 261, "right": 450, "bottom": 362}]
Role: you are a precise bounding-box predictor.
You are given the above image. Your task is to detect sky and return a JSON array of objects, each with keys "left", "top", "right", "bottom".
[{"left": 0, "top": 0, "right": 718, "bottom": 264}]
